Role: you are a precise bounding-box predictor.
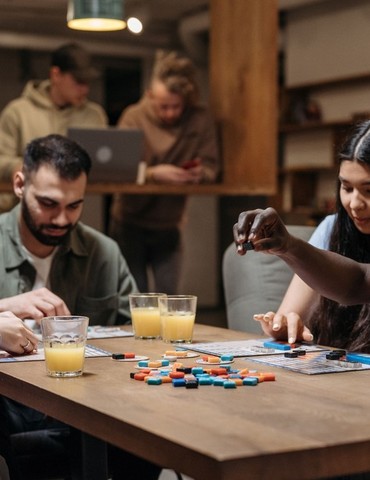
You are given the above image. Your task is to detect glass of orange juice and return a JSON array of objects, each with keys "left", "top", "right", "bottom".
[
  {"left": 159, "top": 295, "right": 197, "bottom": 343},
  {"left": 41, "top": 316, "right": 89, "bottom": 377},
  {"left": 129, "top": 293, "right": 165, "bottom": 339}
]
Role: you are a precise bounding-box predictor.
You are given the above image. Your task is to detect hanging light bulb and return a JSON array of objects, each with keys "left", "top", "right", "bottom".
[
  {"left": 127, "top": 17, "right": 143, "bottom": 34},
  {"left": 67, "top": 0, "right": 126, "bottom": 32}
]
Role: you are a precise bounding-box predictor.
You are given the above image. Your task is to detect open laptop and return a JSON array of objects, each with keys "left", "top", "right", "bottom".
[{"left": 67, "top": 127, "right": 145, "bottom": 184}]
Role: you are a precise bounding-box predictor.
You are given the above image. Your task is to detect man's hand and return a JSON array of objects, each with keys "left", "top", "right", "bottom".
[
  {"left": 0, "top": 311, "right": 39, "bottom": 355},
  {"left": 233, "top": 207, "right": 291, "bottom": 255},
  {"left": 253, "top": 311, "right": 314, "bottom": 344},
  {"left": 0, "top": 288, "right": 70, "bottom": 322}
]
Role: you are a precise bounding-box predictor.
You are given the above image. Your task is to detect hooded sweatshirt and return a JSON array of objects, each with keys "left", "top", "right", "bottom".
[{"left": 0, "top": 79, "right": 107, "bottom": 211}]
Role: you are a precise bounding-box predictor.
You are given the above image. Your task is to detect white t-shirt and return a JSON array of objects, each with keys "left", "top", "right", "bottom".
[
  {"left": 22, "top": 246, "right": 58, "bottom": 290},
  {"left": 21, "top": 246, "right": 58, "bottom": 331},
  {"left": 308, "top": 214, "right": 336, "bottom": 250}
]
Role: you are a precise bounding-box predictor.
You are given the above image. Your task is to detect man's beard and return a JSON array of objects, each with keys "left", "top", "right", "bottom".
[{"left": 21, "top": 199, "right": 75, "bottom": 246}]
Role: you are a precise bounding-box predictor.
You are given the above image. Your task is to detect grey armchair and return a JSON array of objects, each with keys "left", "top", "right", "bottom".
[
  {"left": 0, "top": 455, "right": 10, "bottom": 480},
  {"left": 222, "top": 225, "right": 315, "bottom": 333}
]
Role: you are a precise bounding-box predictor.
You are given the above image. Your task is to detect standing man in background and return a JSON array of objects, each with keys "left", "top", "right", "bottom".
[
  {"left": 110, "top": 51, "right": 220, "bottom": 294},
  {"left": 0, "top": 42, "right": 107, "bottom": 212}
]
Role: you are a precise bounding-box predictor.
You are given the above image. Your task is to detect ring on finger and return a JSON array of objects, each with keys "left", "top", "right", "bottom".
[{"left": 21, "top": 339, "right": 31, "bottom": 351}]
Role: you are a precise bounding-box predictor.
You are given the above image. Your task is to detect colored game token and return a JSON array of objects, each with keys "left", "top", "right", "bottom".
[
  {"left": 284, "top": 351, "right": 298, "bottom": 358},
  {"left": 263, "top": 340, "right": 291, "bottom": 351},
  {"left": 112, "top": 353, "right": 149, "bottom": 362},
  {"left": 130, "top": 358, "right": 279, "bottom": 389},
  {"left": 196, "top": 358, "right": 234, "bottom": 366}
]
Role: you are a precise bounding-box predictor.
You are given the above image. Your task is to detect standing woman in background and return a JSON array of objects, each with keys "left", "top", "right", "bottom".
[{"left": 110, "top": 51, "right": 220, "bottom": 294}]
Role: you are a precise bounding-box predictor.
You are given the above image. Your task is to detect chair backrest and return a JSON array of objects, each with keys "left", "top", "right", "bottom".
[
  {"left": 0, "top": 455, "right": 10, "bottom": 480},
  {"left": 222, "top": 225, "right": 316, "bottom": 333}
]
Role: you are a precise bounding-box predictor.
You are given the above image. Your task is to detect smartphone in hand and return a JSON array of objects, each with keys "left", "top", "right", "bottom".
[{"left": 182, "top": 158, "right": 201, "bottom": 170}]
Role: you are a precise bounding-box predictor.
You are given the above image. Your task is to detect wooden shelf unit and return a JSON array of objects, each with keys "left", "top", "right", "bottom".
[
  {"left": 284, "top": 72, "right": 370, "bottom": 93},
  {"left": 273, "top": 73, "right": 370, "bottom": 224}
]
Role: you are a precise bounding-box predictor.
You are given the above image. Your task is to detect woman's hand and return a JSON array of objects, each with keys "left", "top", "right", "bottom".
[
  {"left": 0, "top": 311, "right": 39, "bottom": 355},
  {"left": 253, "top": 311, "right": 314, "bottom": 344},
  {"left": 233, "top": 207, "right": 292, "bottom": 255}
]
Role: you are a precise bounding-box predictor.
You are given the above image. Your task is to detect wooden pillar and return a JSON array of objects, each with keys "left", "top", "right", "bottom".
[{"left": 210, "top": 0, "right": 278, "bottom": 194}]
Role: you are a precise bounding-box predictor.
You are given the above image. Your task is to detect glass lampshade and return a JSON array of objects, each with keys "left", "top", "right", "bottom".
[{"left": 67, "top": 0, "right": 126, "bottom": 32}]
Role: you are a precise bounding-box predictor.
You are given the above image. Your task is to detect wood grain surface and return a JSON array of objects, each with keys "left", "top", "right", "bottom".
[{"left": 0, "top": 324, "right": 369, "bottom": 480}]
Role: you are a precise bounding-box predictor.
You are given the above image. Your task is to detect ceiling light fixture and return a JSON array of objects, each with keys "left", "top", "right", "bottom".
[{"left": 67, "top": 0, "right": 126, "bottom": 32}]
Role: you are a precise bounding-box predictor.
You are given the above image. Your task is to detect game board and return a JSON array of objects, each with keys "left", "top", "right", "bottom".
[
  {"left": 248, "top": 350, "right": 370, "bottom": 375},
  {"left": 0, "top": 344, "right": 111, "bottom": 363},
  {"left": 180, "top": 338, "right": 327, "bottom": 357}
]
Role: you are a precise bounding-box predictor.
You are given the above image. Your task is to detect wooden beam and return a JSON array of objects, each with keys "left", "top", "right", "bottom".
[{"left": 210, "top": 0, "right": 278, "bottom": 192}]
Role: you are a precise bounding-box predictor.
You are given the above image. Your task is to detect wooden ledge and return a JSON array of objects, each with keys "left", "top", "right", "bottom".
[{"left": 0, "top": 182, "right": 276, "bottom": 196}]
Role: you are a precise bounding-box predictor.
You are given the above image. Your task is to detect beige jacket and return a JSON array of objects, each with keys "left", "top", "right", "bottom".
[
  {"left": 111, "top": 95, "right": 221, "bottom": 230},
  {"left": 0, "top": 79, "right": 107, "bottom": 211}
]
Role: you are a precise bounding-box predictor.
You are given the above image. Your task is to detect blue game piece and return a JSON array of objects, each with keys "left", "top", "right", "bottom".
[
  {"left": 346, "top": 353, "right": 370, "bottom": 365},
  {"left": 263, "top": 340, "right": 291, "bottom": 351},
  {"left": 191, "top": 367, "right": 204, "bottom": 375},
  {"left": 228, "top": 368, "right": 239, "bottom": 374},
  {"left": 198, "top": 377, "right": 214, "bottom": 385},
  {"left": 147, "top": 377, "right": 162, "bottom": 385},
  {"left": 213, "top": 378, "right": 225, "bottom": 386},
  {"left": 172, "top": 378, "right": 186, "bottom": 387},
  {"left": 223, "top": 380, "right": 237, "bottom": 389},
  {"left": 221, "top": 354, "right": 234, "bottom": 362},
  {"left": 138, "top": 360, "right": 149, "bottom": 367},
  {"left": 243, "top": 377, "right": 258, "bottom": 386}
]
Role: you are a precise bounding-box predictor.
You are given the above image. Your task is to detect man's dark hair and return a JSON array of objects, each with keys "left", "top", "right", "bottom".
[
  {"left": 23, "top": 134, "right": 91, "bottom": 180},
  {"left": 51, "top": 43, "right": 99, "bottom": 83}
]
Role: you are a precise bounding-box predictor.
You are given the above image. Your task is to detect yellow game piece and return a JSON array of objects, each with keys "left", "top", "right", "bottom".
[
  {"left": 148, "top": 361, "right": 162, "bottom": 368},
  {"left": 208, "top": 356, "right": 220, "bottom": 364}
]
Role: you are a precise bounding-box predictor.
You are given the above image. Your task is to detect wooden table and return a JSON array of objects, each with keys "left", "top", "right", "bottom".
[{"left": 0, "top": 324, "right": 370, "bottom": 480}]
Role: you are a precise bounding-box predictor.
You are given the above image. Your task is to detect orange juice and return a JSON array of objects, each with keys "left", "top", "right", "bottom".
[
  {"left": 161, "top": 313, "right": 195, "bottom": 343},
  {"left": 131, "top": 307, "right": 161, "bottom": 338},
  {"left": 44, "top": 343, "right": 85, "bottom": 377}
]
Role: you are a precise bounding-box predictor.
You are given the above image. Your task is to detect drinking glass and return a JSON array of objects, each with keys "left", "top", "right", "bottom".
[
  {"left": 129, "top": 293, "right": 165, "bottom": 339},
  {"left": 159, "top": 295, "right": 197, "bottom": 343},
  {"left": 41, "top": 316, "right": 89, "bottom": 377}
]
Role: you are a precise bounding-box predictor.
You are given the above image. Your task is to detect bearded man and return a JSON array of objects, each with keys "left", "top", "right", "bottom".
[
  {"left": 0, "top": 133, "right": 137, "bottom": 325},
  {"left": 0, "top": 134, "right": 163, "bottom": 480}
]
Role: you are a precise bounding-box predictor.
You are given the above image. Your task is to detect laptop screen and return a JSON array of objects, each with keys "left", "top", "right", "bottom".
[{"left": 67, "top": 127, "right": 145, "bottom": 183}]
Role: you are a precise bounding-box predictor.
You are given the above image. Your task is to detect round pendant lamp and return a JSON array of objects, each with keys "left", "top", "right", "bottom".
[{"left": 67, "top": 0, "right": 126, "bottom": 32}]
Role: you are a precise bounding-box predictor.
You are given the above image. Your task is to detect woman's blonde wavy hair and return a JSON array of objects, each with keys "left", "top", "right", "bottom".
[{"left": 151, "top": 51, "right": 199, "bottom": 106}]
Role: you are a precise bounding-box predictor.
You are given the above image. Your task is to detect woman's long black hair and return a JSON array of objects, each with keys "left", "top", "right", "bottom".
[{"left": 308, "top": 121, "right": 370, "bottom": 351}]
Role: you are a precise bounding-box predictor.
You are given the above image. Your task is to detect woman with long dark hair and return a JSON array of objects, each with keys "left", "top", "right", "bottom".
[{"left": 254, "top": 120, "right": 370, "bottom": 352}]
